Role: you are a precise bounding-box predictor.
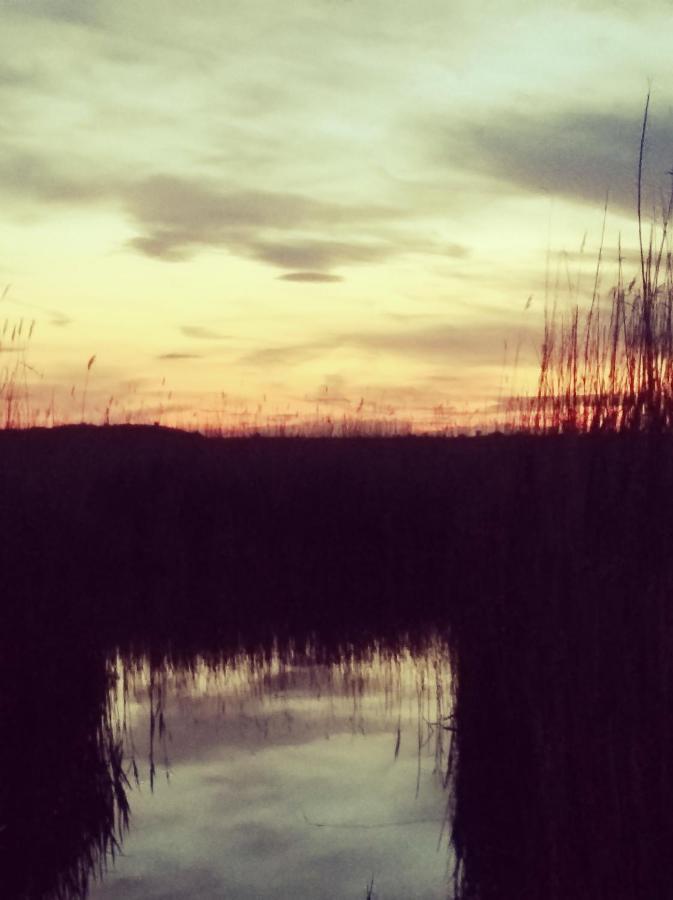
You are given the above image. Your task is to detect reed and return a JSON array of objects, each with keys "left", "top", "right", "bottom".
[
  {"left": 0, "top": 316, "right": 36, "bottom": 429},
  {"left": 515, "top": 96, "right": 673, "bottom": 435}
]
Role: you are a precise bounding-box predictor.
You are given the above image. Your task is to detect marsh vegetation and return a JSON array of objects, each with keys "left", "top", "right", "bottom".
[{"left": 2, "top": 424, "right": 673, "bottom": 898}]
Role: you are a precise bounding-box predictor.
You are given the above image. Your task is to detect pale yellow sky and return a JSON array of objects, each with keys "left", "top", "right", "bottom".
[{"left": 1, "top": 0, "right": 672, "bottom": 429}]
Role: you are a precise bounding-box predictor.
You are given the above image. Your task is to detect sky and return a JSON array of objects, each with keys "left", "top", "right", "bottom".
[{"left": 2, "top": 0, "right": 673, "bottom": 430}]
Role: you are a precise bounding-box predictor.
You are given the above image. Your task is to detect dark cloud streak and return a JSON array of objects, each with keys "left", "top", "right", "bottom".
[
  {"left": 250, "top": 239, "right": 393, "bottom": 270},
  {"left": 0, "top": 150, "right": 115, "bottom": 206},
  {"left": 278, "top": 272, "right": 344, "bottom": 283},
  {"left": 240, "top": 318, "right": 542, "bottom": 368},
  {"left": 119, "top": 174, "right": 401, "bottom": 266},
  {"left": 6, "top": 0, "right": 103, "bottom": 27},
  {"left": 180, "top": 325, "right": 229, "bottom": 340},
  {"left": 433, "top": 107, "right": 673, "bottom": 214}
]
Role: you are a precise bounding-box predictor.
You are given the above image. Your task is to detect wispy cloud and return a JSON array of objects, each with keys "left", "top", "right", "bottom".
[
  {"left": 240, "top": 342, "right": 331, "bottom": 368},
  {"left": 240, "top": 317, "right": 541, "bottom": 369},
  {"left": 0, "top": 282, "right": 73, "bottom": 327},
  {"left": 351, "top": 322, "right": 537, "bottom": 360},
  {"left": 249, "top": 238, "right": 395, "bottom": 271},
  {"left": 120, "top": 175, "right": 403, "bottom": 267},
  {"left": 0, "top": 149, "right": 116, "bottom": 206},
  {"left": 6, "top": 0, "right": 103, "bottom": 27},
  {"left": 431, "top": 106, "right": 673, "bottom": 213},
  {"left": 278, "top": 272, "right": 344, "bottom": 283},
  {"left": 124, "top": 176, "right": 395, "bottom": 231},
  {"left": 0, "top": 147, "right": 469, "bottom": 271},
  {"left": 180, "top": 325, "right": 229, "bottom": 340},
  {"left": 0, "top": 61, "right": 41, "bottom": 88},
  {"left": 157, "top": 352, "right": 202, "bottom": 361}
]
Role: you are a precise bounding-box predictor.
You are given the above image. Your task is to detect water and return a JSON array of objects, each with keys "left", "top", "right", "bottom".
[{"left": 85, "top": 641, "right": 453, "bottom": 899}]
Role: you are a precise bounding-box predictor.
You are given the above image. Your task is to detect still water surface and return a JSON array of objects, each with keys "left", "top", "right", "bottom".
[{"left": 90, "top": 640, "right": 453, "bottom": 899}]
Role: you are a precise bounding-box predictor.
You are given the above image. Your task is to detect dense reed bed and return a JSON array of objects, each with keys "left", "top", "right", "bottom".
[
  {"left": 0, "top": 427, "right": 465, "bottom": 640},
  {"left": 516, "top": 98, "right": 673, "bottom": 436},
  {"left": 444, "top": 113, "right": 673, "bottom": 896},
  {"left": 449, "top": 432, "right": 673, "bottom": 900},
  {"left": 517, "top": 242, "right": 673, "bottom": 433}
]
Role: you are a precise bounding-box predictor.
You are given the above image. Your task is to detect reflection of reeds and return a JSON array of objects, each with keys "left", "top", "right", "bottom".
[
  {"left": 0, "top": 624, "right": 451, "bottom": 899},
  {"left": 0, "top": 639, "right": 130, "bottom": 900}
]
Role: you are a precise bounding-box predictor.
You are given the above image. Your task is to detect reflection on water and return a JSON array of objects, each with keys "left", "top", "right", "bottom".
[
  {"left": 1, "top": 634, "right": 453, "bottom": 899},
  {"left": 94, "top": 641, "right": 453, "bottom": 899}
]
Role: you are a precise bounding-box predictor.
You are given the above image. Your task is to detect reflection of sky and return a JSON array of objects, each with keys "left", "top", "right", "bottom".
[{"left": 91, "top": 648, "right": 452, "bottom": 899}]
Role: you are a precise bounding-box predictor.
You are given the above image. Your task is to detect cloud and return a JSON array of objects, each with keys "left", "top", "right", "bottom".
[
  {"left": 0, "top": 145, "right": 469, "bottom": 272},
  {"left": 249, "top": 239, "right": 393, "bottom": 270},
  {"left": 119, "top": 174, "right": 401, "bottom": 266},
  {"left": 128, "top": 232, "right": 394, "bottom": 269},
  {"left": 433, "top": 106, "right": 673, "bottom": 214},
  {"left": 0, "top": 61, "right": 41, "bottom": 89},
  {"left": 5, "top": 0, "right": 103, "bottom": 26},
  {"left": 278, "top": 272, "right": 344, "bottom": 283},
  {"left": 0, "top": 152, "right": 395, "bottom": 269},
  {"left": 240, "top": 342, "right": 331, "bottom": 367},
  {"left": 445, "top": 242, "right": 470, "bottom": 258},
  {"left": 240, "top": 317, "right": 542, "bottom": 369},
  {"left": 157, "top": 352, "right": 202, "bottom": 360},
  {"left": 125, "top": 176, "right": 395, "bottom": 231},
  {"left": 127, "top": 232, "right": 191, "bottom": 262},
  {"left": 0, "top": 150, "right": 116, "bottom": 206},
  {"left": 349, "top": 321, "right": 540, "bottom": 363},
  {"left": 180, "top": 325, "right": 229, "bottom": 340},
  {"left": 48, "top": 313, "right": 73, "bottom": 327},
  {"left": 0, "top": 284, "right": 73, "bottom": 327}
]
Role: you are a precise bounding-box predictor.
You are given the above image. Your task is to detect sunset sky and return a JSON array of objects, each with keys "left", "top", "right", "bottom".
[{"left": 2, "top": 0, "right": 673, "bottom": 429}]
